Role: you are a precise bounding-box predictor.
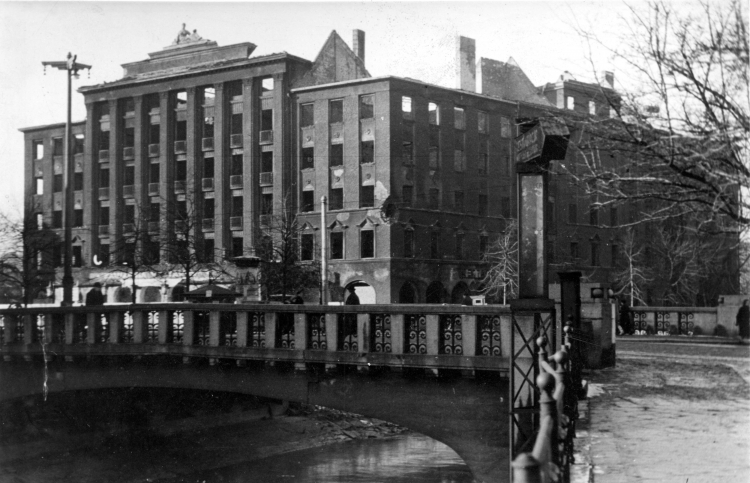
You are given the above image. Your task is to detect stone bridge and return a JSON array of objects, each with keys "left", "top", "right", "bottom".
[{"left": 0, "top": 303, "right": 555, "bottom": 483}]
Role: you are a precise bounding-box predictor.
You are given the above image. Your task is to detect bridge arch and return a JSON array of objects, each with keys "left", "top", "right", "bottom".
[{"left": 0, "top": 361, "right": 508, "bottom": 483}]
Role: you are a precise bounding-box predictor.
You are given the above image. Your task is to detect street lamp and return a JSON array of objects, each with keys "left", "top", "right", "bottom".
[{"left": 43, "top": 53, "right": 91, "bottom": 306}]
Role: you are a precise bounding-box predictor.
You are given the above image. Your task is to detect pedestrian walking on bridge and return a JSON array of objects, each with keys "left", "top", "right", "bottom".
[{"left": 736, "top": 300, "right": 750, "bottom": 340}]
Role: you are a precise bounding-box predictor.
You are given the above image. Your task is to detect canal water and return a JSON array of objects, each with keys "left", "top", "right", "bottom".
[{"left": 161, "top": 434, "right": 475, "bottom": 483}]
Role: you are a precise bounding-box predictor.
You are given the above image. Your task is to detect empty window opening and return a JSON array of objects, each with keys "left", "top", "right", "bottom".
[
  {"left": 261, "top": 77, "right": 274, "bottom": 93},
  {"left": 404, "top": 229, "right": 414, "bottom": 258},
  {"left": 360, "top": 141, "right": 374, "bottom": 164},
  {"left": 402, "top": 96, "right": 413, "bottom": 120},
  {"left": 232, "top": 154, "right": 243, "bottom": 176},
  {"left": 360, "top": 95, "right": 374, "bottom": 119},
  {"left": 428, "top": 102, "right": 440, "bottom": 125},
  {"left": 454, "top": 107, "right": 466, "bottom": 130},
  {"left": 430, "top": 231, "right": 440, "bottom": 259},
  {"left": 329, "top": 188, "right": 343, "bottom": 210},
  {"left": 261, "top": 193, "right": 273, "bottom": 215},
  {"left": 566, "top": 96, "right": 575, "bottom": 110},
  {"left": 35, "top": 178, "right": 44, "bottom": 195},
  {"left": 302, "top": 147, "right": 314, "bottom": 169},
  {"left": 361, "top": 185, "right": 375, "bottom": 208},
  {"left": 360, "top": 230, "right": 374, "bottom": 258},
  {"left": 203, "top": 157, "right": 214, "bottom": 179},
  {"left": 300, "top": 103, "right": 314, "bottom": 128},
  {"left": 330, "top": 99, "right": 344, "bottom": 124},
  {"left": 34, "top": 140, "right": 44, "bottom": 159},
  {"left": 330, "top": 144, "right": 343, "bottom": 167},
  {"left": 330, "top": 232, "right": 344, "bottom": 259},
  {"left": 478, "top": 111, "right": 488, "bottom": 134},
  {"left": 261, "top": 108, "right": 273, "bottom": 131},
  {"left": 74, "top": 172, "right": 83, "bottom": 191},
  {"left": 301, "top": 234, "right": 315, "bottom": 261},
  {"left": 261, "top": 151, "right": 273, "bottom": 173},
  {"left": 301, "top": 190, "right": 315, "bottom": 212}
]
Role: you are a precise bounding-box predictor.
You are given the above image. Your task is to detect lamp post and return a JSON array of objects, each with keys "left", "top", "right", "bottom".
[{"left": 43, "top": 53, "right": 91, "bottom": 306}]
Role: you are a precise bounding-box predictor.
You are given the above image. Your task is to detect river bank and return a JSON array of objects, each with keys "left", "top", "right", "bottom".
[{"left": 0, "top": 389, "right": 412, "bottom": 483}]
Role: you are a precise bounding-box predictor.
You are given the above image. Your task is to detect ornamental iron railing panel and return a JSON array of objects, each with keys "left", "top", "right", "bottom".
[
  {"left": 221, "top": 312, "right": 237, "bottom": 347},
  {"left": 439, "top": 314, "right": 463, "bottom": 354},
  {"left": 276, "top": 313, "right": 294, "bottom": 349},
  {"left": 478, "top": 314, "right": 502, "bottom": 356},
  {"left": 678, "top": 312, "right": 695, "bottom": 335},
  {"left": 170, "top": 310, "right": 184, "bottom": 344},
  {"left": 371, "top": 313, "right": 392, "bottom": 353},
  {"left": 73, "top": 314, "right": 87, "bottom": 344},
  {"left": 633, "top": 311, "right": 648, "bottom": 334},
  {"left": 122, "top": 312, "right": 134, "bottom": 344},
  {"left": 195, "top": 312, "right": 210, "bottom": 346},
  {"left": 338, "top": 314, "right": 358, "bottom": 352},
  {"left": 249, "top": 312, "right": 265, "bottom": 348},
  {"left": 406, "top": 314, "right": 427, "bottom": 354},
  {"left": 147, "top": 311, "right": 159, "bottom": 343},
  {"left": 656, "top": 311, "right": 671, "bottom": 335},
  {"left": 308, "top": 313, "right": 326, "bottom": 350}
]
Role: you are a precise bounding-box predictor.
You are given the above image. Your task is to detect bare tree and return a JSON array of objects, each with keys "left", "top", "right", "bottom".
[
  {"left": 572, "top": 0, "right": 748, "bottom": 230},
  {"left": 158, "top": 188, "right": 227, "bottom": 292},
  {"left": 480, "top": 219, "right": 518, "bottom": 305},
  {"left": 611, "top": 228, "right": 652, "bottom": 306},
  {"left": 108, "top": 209, "right": 161, "bottom": 304},
  {"left": 0, "top": 202, "right": 60, "bottom": 307},
  {"left": 256, "top": 200, "right": 320, "bottom": 302}
]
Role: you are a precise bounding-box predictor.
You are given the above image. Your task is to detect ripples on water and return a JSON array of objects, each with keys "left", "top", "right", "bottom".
[{"left": 167, "top": 434, "right": 475, "bottom": 483}]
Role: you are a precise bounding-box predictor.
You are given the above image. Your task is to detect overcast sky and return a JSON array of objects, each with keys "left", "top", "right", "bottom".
[{"left": 0, "top": 0, "right": 663, "bottom": 211}]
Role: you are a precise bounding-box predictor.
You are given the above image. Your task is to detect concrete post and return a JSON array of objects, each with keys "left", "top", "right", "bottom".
[
  {"left": 461, "top": 314, "right": 477, "bottom": 356},
  {"left": 425, "top": 314, "right": 440, "bottom": 355},
  {"left": 109, "top": 311, "right": 122, "bottom": 344},
  {"left": 44, "top": 313, "right": 54, "bottom": 344},
  {"left": 294, "top": 313, "right": 308, "bottom": 372},
  {"left": 183, "top": 310, "right": 194, "bottom": 346},
  {"left": 64, "top": 313, "right": 75, "bottom": 345},
  {"left": 390, "top": 314, "right": 405, "bottom": 354},
  {"left": 325, "top": 313, "right": 338, "bottom": 372},
  {"left": 357, "top": 313, "right": 370, "bottom": 353},
  {"left": 23, "top": 314, "right": 33, "bottom": 345},
  {"left": 264, "top": 311, "right": 277, "bottom": 349},
  {"left": 158, "top": 310, "right": 169, "bottom": 344},
  {"left": 86, "top": 312, "right": 97, "bottom": 344},
  {"left": 236, "top": 311, "right": 248, "bottom": 348},
  {"left": 133, "top": 311, "right": 147, "bottom": 344},
  {"left": 209, "top": 310, "right": 220, "bottom": 346}
]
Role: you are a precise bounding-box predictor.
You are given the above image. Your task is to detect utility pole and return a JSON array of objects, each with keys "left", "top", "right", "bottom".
[
  {"left": 320, "top": 195, "right": 328, "bottom": 305},
  {"left": 43, "top": 53, "right": 91, "bottom": 306}
]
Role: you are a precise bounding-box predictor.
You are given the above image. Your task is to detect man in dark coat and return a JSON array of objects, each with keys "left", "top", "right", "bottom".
[
  {"left": 619, "top": 300, "right": 632, "bottom": 335},
  {"left": 736, "top": 300, "right": 750, "bottom": 340},
  {"left": 345, "top": 288, "right": 360, "bottom": 305},
  {"left": 85, "top": 283, "right": 105, "bottom": 306},
  {"left": 289, "top": 290, "right": 304, "bottom": 305}
]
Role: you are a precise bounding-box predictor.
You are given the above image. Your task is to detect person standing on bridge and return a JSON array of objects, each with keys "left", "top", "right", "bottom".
[
  {"left": 736, "top": 300, "right": 750, "bottom": 340},
  {"left": 345, "top": 287, "right": 360, "bottom": 305},
  {"left": 85, "top": 283, "right": 105, "bottom": 306},
  {"left": 619, "top": 300, "right": 633, "bottom": 335}
]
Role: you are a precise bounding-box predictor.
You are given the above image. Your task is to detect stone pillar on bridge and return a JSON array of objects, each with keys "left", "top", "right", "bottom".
[
  {"left": 264, "top": 312, "right": 277, "bottom": 349},
  {"left": 325, "top": 313, "right": 338, "bottom": 372},
  {"left": 132, "top": 311, "right": 145, "bottom": 344},
  {"left": 390, "top": 314, "right": 405, "bottom": 354},
  {"left": 294, "top": 313, "right": 307, "bottom": 372},
  {"left": 109, "top": 311, "right": 122, "bottom": 344},
  {"left": 158, "top": 310, "right": 169, "bottom": 344},
  {"left": 425, "top": 314, "right": 440, "bottom": 377},
  {"left": 236, "top": 312, "right": 248, "bottom": 348}
]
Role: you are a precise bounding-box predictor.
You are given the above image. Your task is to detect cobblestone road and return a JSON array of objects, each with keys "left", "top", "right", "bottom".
[{"left": 581, "top": 338, "right": 750, "bottom": 483}]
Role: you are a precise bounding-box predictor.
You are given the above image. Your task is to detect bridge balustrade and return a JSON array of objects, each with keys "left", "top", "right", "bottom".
[{"left": 0, "top": 304, "right": 515, "bottom": 372}]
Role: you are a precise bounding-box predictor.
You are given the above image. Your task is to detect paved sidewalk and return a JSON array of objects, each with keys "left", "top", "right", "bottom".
[{"left": 575, "top": 356, "right": 750, "bottom": 483}]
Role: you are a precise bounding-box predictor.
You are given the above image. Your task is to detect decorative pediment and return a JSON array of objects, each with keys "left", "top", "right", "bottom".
[
  {"left": 357, "top": 216, "right": 380, "bottom": 228},
  {"left": 300, "top": 222, "right": 317, "bottom": 231},
  {"left": 328, "top": 219, "right": 348, "bottom": 230}
]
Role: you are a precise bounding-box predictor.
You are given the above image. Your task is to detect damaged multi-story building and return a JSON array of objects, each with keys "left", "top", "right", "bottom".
[{"left": 19, "top": 26, "right": 738, "bottom": 305}]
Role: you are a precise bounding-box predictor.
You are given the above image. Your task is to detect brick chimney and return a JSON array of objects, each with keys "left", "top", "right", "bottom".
[
  {"left": 601, "top": 71, "right": 615, "bottom": 88},
  {"left": 353, "top": 29, "right": 365, "bottom": 64},
  {"left": 456, "top": 35, "right": 476, "bottom": 92}
]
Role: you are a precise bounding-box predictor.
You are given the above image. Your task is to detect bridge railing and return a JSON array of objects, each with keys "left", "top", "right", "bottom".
[
  {"left": 0, "top": 303, "right": 514, "bottom": 371},
  {"left": 511, "top": 323, "right": 580, "bottom": 483}
]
